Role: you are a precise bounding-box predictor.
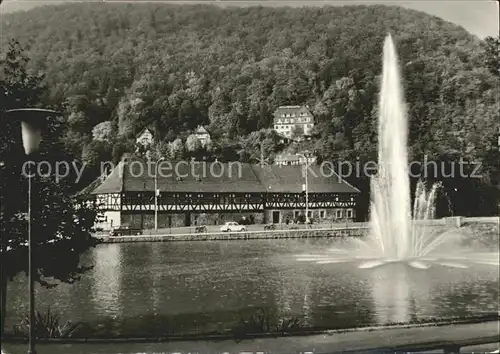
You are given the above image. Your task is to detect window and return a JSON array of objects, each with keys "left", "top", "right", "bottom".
[
  {"left": 319, "top": 210, "right": 326, "bottom": 218},
  {"left": 274, "top": 125, "right": 278, "bottom": 129},
  {"left": 294, "top": 211, "right": 300, "bottom": 218},
  {"left": 336, "top": 210, "right": 342, "bottom": 218},
  {"left": 307, "top": 211, "right": 312, "bottom": 218},
  {"left": 347, "top": 209, "right": 353, "bottom": 218}
]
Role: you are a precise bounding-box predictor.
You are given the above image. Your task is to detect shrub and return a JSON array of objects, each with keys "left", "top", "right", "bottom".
[{"left": 13, "top": 307, "right": 82, "bottom": 338}]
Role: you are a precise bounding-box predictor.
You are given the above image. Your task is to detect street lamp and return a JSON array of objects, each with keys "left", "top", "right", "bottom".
[
  {"left": 296, "top": 151, "right": 310, "bottom": 224},
  {"left": 154, "top": 157, "right": 165, "bottom": 231},
  {"left": 3, "top": 108, "right": 59, "bottom": 354}
]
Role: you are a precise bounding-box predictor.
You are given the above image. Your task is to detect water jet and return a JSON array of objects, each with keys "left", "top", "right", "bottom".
[{"left": 295, "top": 34, "right": 499, "bottom": 271}]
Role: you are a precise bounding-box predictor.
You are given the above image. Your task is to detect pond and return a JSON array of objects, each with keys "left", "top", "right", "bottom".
[{"left": 5, "top": 239, "right": 499, "bottom": 336}]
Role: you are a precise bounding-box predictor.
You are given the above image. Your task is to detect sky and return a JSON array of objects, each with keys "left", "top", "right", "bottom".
[{"left": 0, "top": 0, "right": 498, "bottom": 38}]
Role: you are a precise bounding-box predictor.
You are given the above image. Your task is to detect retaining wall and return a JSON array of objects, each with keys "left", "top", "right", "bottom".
[
  {"left": 98, "top": 217, "right": 481, "bottom": 243},
  {"left": 100, "top": 227, "right": 369, "bottom": 243}
]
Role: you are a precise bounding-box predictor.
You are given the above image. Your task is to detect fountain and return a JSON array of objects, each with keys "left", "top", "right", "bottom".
[{"left": 295, "top": 34, "right": 499, "bottom": 270}]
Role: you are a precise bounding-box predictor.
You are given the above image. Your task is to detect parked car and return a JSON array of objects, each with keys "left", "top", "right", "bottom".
[
  {"left": 195, "top": 226, "right": 207, "bottom": 233},
  {"left": 220, "top": 222, "right": 247, "bottom": 232},
  {"left": 264, "top": 224, "right": 276, "bottom": 230},
  {"left": 109, "top": 226, "right": 143, "bottom": 236}
]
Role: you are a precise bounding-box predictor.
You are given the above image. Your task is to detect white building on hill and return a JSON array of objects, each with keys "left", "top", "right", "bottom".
[
  {"left": 136, "top": 127, "right": 154, "bottom": 151},
  {"left": 273, "top": 105, "right": 314, "bottom": 139}
]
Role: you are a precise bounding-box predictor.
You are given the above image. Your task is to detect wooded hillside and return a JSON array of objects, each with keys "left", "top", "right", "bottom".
[{"left": 1, "top": 3, "right": 499, "bottom": 216}]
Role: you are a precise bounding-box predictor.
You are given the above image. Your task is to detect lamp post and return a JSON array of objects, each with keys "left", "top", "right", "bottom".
[
  {"left": 154, "top": 157, "right": 165, "bottom": 231},
  {"left": 3, "top": 108, "right": 58, "bottom": 354},
  {"left": 296, "top": 151, "right": 309, "bottom": 224}
]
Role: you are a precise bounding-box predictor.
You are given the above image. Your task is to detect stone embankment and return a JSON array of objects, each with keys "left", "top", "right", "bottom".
[
  {"left": 459, "top": 219, "right": 499, "bottom": 248},
  {"left": 100, "top": 227, "right": 368, "bottom": 243},
  {"left": 97, "top": 216, "right": 498, "bottom": 244}
]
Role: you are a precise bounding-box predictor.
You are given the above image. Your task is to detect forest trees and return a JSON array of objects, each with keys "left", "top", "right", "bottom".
[
  {"left": 481, "top": 36, "right": 500, "bottom": 77},
  {"left": 0, "top": 40, "right": 100, "bottom": 337},
  {"left": 1, "top": 4, "right": 499, "bottom": 215}
]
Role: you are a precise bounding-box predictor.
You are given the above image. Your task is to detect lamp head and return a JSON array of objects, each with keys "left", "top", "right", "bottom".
[{"left": 3, "top": 108, "right": 59, "bottom": 155}]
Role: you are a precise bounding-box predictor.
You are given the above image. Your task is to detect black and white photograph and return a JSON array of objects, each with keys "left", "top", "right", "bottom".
[{"left": 0, "top": 0, "right": 499, "bottom": 353}]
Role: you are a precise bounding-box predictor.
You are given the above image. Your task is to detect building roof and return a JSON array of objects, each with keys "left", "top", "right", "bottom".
[
  {"left": 195, "top": 126, "right": 209, "bottom": 135},
  {"left": 136, "top": 126, "right": 154, "bottom": 138},
  {"left": 273, "top": 105, "right": 312, "bottom": 118},
  {"left": 274, "top": 154, "right": 301, "bottom": 161},
  {"left": 74, "top": 174, "right": 107, "bottom": 199},
  {"left": 90, "top": 157, "right": 360, "bottom": 195},
  {"left": 275, "top": 152, "right": 316, "bottom": 161},
  {"left": 276, "top": 155, "right": 300, "bottom": 162}
]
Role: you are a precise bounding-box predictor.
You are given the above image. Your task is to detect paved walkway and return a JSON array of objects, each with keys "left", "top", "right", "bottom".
[{"left": 2, "top": 321, "right": 499, "bottom": 354}]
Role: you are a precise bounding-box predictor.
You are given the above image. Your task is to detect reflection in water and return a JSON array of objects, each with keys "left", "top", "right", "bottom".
[
  {"left": 370, "top": 264, "right": 416, "bottom": 324},
  {"left": 90, "top": 244, "right": 122, "bottom": 316},
  {"left": 301, "top": 281, "right": 312, "bottom": 327},
  {"left": 269, "top": 252, "right": 313, "bottom": 324},
  {"left": 150, "top": 243, "right": 161, "bottom": 315}
]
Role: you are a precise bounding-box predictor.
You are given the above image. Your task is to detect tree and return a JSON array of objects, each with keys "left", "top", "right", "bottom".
[
  {"left": 291, "top": 124, "right": 304, "bottom": 140},
  {"left": 168, "top": 138, "right": 185, "bottom": 160},
  {"left": 82, "top": 140, "right": 112, "bottom": 167},
  {"left": 0, "top": 41, "right": 100, "bottom": 338},
  {"left": 481, "top": 36, "right": 500, "bottom": 77},
  {"left": 238, "top": 129, "right": 283, "bottom": 163},
  {"left": 0, "top": 40, "right": 46, "bottom": 109},
  {"left": 185, "top": 134, "right": 202, "bottom": 152},
  {"left": 92, "top": 121, "right": 114, "bottom": 142},
  {"left": 111, "top": 135, "right": 135, "bottom": 162}
]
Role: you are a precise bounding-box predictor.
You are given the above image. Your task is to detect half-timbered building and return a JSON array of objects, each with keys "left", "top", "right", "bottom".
[{"left": 90, "top": 156, "right": 360, "bottom": 229}]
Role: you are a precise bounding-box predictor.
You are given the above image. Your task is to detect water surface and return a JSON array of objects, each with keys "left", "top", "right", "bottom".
[{"left": 6, "top": 239, "right": 499, "bottom": 334}]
